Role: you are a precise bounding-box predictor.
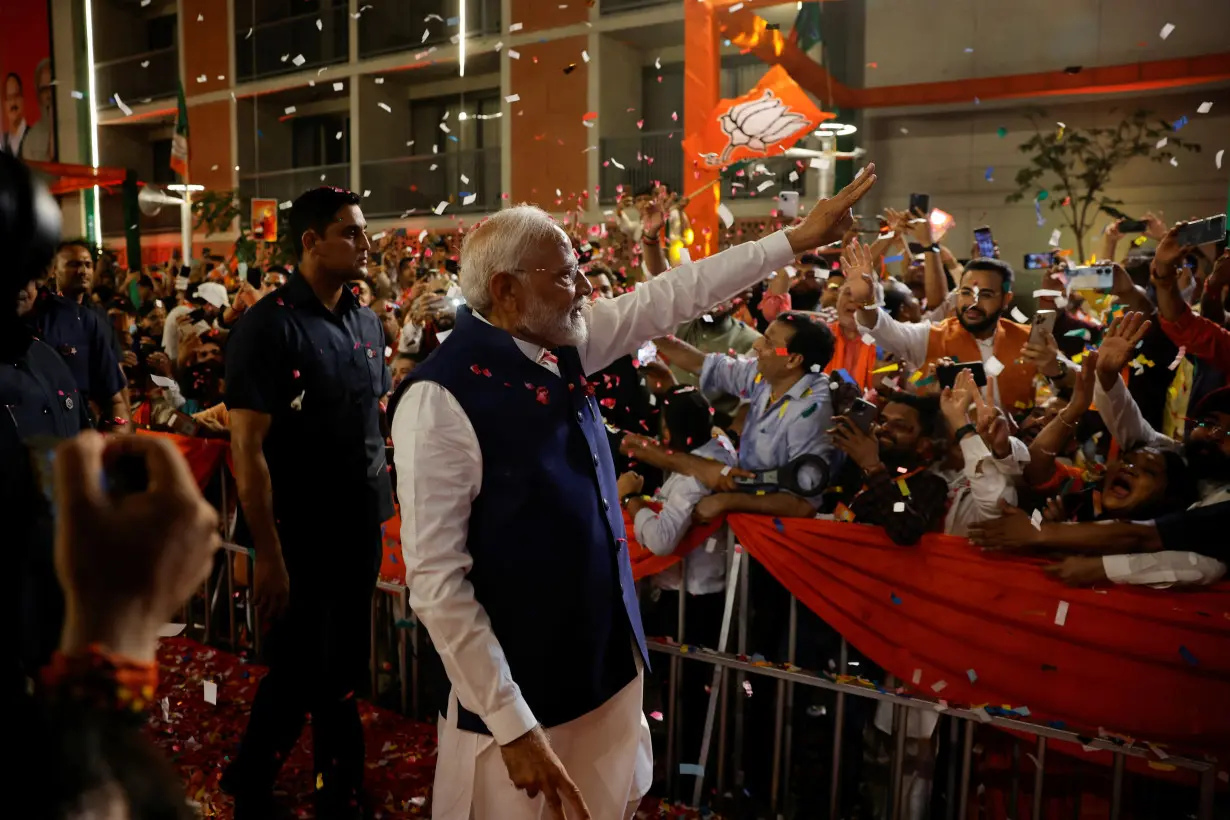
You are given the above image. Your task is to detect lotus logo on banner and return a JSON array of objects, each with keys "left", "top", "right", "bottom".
[{"left": 683, "top": 66, "right": 832, "bottom": 168}]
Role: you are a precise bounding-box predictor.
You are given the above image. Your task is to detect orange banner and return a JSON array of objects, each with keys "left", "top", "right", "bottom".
[
  {"left": 251, "top": 198, "right": 278, "bottom": 242},
  {"left": 681, "top": 65, "right": 832, "bottom": 170}
]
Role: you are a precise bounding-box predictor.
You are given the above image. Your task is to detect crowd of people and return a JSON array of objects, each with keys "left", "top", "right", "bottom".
[{"left": 7, "top": 143, "right": 1229, "bottom": 818}]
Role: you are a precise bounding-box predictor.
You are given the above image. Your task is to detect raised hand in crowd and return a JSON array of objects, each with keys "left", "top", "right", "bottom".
[
  {"left": 1040, "top": 495, "right": 1068, "bottom": 523},
  {"left": 970, "top": 375, "right": 1013, "bottom": 459},
  {"left": 839, "top": 238, "right": 878, "bottom": 307},
  {"left": 1143, "top": 210, "right": 1168, "bottom": 242},
  {"left": 54, "top": 432, "right": 221, "bottom": 661},
  {"left": 1019, "top": 324, "right": 1061, "bottom": 377},
  {"left": 1094, "top": 312, "right": 1151, "bottom": 389},
  {"left": 830, "top": 415, "right": 883, "bottom": 476},
  {"left": 784, "top": 163, "right": 877, "bottom": 253}
]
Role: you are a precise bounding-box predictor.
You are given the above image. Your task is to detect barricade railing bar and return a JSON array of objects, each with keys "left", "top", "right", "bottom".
[{"left": 183, "top": 522, "right": 1219, "bottom": 820}]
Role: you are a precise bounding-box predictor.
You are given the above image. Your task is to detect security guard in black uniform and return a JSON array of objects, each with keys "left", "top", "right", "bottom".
[{"left": 0, "top": 153, "right": 91, "bottom": 697}]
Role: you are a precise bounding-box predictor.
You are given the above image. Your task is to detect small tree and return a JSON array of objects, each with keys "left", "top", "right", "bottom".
[
  {"left": 1006, "top": 109, "right": 1200, "bottom": 261},
  {"left": 192, "top": 189, "right": 297, "bottom": 268}
]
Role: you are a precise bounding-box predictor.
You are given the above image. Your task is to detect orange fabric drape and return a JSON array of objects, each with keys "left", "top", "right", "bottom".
[
  {"left": 825, "top": 324, "right": 876, "bottom": 389},
  {"left": 135, "top": 428, "right": 229, "bottom": 488},
  {"left": 727, "top": 514, "right": 1230, "bottom": 757}
]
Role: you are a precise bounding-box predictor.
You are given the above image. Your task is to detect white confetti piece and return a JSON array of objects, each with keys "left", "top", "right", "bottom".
[
  {"left": 1197, "top": 101, "right": 1213, "bottom": 114},
  {"left": 335, "top": 131, "right": 343, "bottom": 140},
  {"left": 370, "top": 231, "right": 387, "bottom": 242},
  {"left": 861, "top": 333, "right": 877, "bottom": 347},
  {"left": 494, "top": 41, "right": 503, "bottom": 52},
  {"left": 440, "top": 123, "right": 451, "bottom": 132},
  {"left": 1010, "top": 306, "right": 1028, "bottom": 323},
  {"left": 157, "top": 623, "right": 186, "bottom": 637},
  {"left": 967, "top": 668, "right": 978, "bottom": 683},
  {"left": 900, "top": 127, "right": 909, "bottom": 135},
  {"left": 1055, "top": 600, "right": 1069, "bottom": 626},
  {"left": 114, "top": 94, "right": 132, "bottom": 116},
  {"left": 1048, "top": 228, "right": 1061, "bottom": 247},
  {"left": 316, "top": 18, "right": 322, "bottom": 30},
  {"left": 375, "top": 76, "right": 385, "bottom": 84},
  {"left": 505, "top": 93, "right": 520, "bottom": 103},
  {"left": 912, "top": 669, "right": 922, "bottom": 685},
  {"left": 378, "top": 102, "right": 392, "bottom": 113},
  {"left": 610, "top": 157, "right": 625, "bottom": 170},
  {"left": 582, "top": 50, "right": 590, "bottom": 62},
  {"left": 717, "top": 203, "right": 734, "bottom": 228},
  {"left": 460, "top": 174, "right": 470, "bottom": 184},
  {"left": 1032, "top": 289, "right": 1063, "bottom": 298},
  {"left": 196, "top": 13, "right": 204, "bottom": 21},
  {"left": 931, "top": 680, "right": 947, "bottom": 693},
  {"left": 729, "top": 1, "right": 744, "bottom": 10},
  {"left": 892, "top": 501, "right": 905, "bottom": 512},
  {"left": 245, "top": 27, "right": 253, "bottom": 39},
  {"left": 433, "top": 201, "right": 449, "bottom": 215},
  {"left": 1217, "top": 149, "right": 1224, "bottom": 170},
  {"left": 788, "top": 170, "right": 799, "bottom": 182},
  {"left": 140, "top": 60, "right": 149, "bottom": 68},
  {"left": 463, "top": 193, "right": 477, "bottom": 206},
  {"left": 757, "top": 180, "right": 774, "bottom": 193},
  {"left": 292, "top": 54, "right": 306, "bottom": 66},
  {"left": 509, "top": 21, "right": 523, "bottom": 32},
  {"left": 196, "top": 75, "right": 207, "bottom": 83},
  {"left": 508, "top": 49, "right": 520, "bottom": 59},
  {"left": 71, "top": 90, "right": 83, "bottom": 99},
  {"left": 984, "top": 356, "right": 1005, "bottom": 378},
  {"left": 333, "top": 82, "right": 344, "bottom": 91},
  {"left": 1159, "top": 22, "right": 1175, "bottom": 39},
  {"left": 1031, "top": 509, "right": 1043, "bottom": 530},
  {"left": 203, "top": 681, "right": 217, "bottom": 704},
  {"left": 284, "top": 105, "right": 297, "bottom": 115},
  {"left": 1156, "top": 137, "right": 1168, "bottom": 149},
  {"left": 363, "top": 190, "right": 371, "bottom": 197},
  {"left": 1170, "top": 156, "right": 1178, "bottom": 167}
]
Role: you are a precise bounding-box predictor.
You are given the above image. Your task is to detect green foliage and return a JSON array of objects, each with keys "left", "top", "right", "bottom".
[
  {"left": 191, "top": 189, "right": 297, "bottom": 269},
  {"left": 1005, "top": 109, "right": 1200, "bottom": 259}
]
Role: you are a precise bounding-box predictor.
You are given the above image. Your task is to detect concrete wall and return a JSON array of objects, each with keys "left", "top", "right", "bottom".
[
  {"left": 598, "top": 35, "right": 643, "bottom": 138},
  {"left": 864, "top": 0, "right": 1227, "bottom": 88},
  {"left": 862, "top": 87, "right": 1230, "bottom": 298}
]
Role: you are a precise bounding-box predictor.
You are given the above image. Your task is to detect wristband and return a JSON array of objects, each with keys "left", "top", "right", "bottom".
[
  {"left": 643, "top": 230, "right": 662, "bottom": 245},
  {"left": 954, "top": 423, "right": 977, "bottom": 443},
  {"left": 924, "top": 243, "right": 940, "bottom": 254},
  {"left": 1049, "top": 359, "right": 1069, "bottom": 382},
  {"left": 41, "top": 645, "right": 159, "bottom": 721}
]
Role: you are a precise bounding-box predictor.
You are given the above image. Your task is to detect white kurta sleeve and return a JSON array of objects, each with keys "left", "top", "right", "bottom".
[
  {"left": 1092, "top": 376, "right": 1179, "bottom": 452},
  {"left": 854, "top": 308, "right": 930, "bottom": 370},
  {"left": 392, "top": 381, "right": 536, "bottom": 744},
  {"left": 579, "top": 231, "right": 795, "bottom": 374},
  {"left": 1102, "top": 551, "right": 1227, "bottom": 588}
]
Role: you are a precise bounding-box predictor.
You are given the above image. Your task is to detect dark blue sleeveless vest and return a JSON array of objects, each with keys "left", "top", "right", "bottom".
[{"left": 395, "top": 307, "right": 649, "bottom": 734}]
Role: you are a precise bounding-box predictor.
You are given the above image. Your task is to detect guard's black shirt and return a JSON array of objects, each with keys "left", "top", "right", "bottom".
[
  {"left": 224, "top": 273, "right": 394, "bottom": 532},
  {"left": 32, "top": 290, "right": 126, "bottom": 407}
]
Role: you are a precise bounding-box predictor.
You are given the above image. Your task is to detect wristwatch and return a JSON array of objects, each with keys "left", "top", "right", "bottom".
[
  {"left": 1049, "top": 359, "right": 1069, "bottom": 382},
  {"left": 923, "top": 243, "right": 940, "bottom": 254},
  {"left": 954, "top": 423, "right": 978, "bottom": 443}
]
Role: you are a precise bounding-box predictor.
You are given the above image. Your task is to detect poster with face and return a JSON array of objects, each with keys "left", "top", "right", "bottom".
[{"left": 0, "top": 2, "right": 55, "bottom": 163}]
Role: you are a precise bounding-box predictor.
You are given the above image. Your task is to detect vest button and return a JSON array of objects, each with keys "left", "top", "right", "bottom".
[
  {"left": 592, "top": 452, "right": 599, "bottom": 467},
  {"left": 576, "top": 410, "right": 585, "bottom": 423},
  {"left": 601, "top": 497, "right": 610, "bottom": 511}
]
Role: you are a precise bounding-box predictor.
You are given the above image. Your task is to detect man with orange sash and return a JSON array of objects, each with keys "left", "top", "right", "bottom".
[{"left": 842, "top": 241, "right": 1078, "bottom": 411}]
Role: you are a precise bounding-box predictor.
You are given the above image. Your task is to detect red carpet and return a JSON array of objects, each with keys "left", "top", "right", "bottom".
[{"left": 148, "top": 638, "right": 706, "bottom": 819}]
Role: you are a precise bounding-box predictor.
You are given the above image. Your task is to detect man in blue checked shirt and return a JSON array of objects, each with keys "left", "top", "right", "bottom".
[{"left": 623, "top": 310, "right": 838, "bottom": 520}]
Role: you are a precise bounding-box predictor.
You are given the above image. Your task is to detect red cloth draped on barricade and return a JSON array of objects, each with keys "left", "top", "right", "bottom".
[
  {"left": 135, "top": 432, "right": 1230, "bottom": 758},
  {"left": 726, "top": 514, "right": 1230, "bottom": 758},
  {"left": 136, "top": 428, "right": 230, "bottom": 488}
]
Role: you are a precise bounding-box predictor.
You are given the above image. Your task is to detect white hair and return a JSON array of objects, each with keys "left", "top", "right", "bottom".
[{"left": 459, "top": 204, "right": 569, "bottom": 314}]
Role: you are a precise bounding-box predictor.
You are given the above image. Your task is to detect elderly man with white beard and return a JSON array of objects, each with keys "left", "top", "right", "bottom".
[{"left": 389, "top": 166, "right": 877, "bottom": 820}]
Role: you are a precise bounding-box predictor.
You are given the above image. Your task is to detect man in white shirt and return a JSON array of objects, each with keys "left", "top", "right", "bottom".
[{"left": 390, "top": 167, "right": 877, "bottom": 820}]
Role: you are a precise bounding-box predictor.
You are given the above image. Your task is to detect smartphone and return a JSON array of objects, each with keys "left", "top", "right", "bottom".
[
  {"left": 1176, "top": 214, "right": 1227, "bottom": 248},
  {"left": 636, "top": 341, "right": 658, "bottom": 366},
  {"left": 777, "top": 190, "right": 800, "bottom": 219},
  {"left": 937, "top": 361, "right": 987, "bottom": 390},
  {"left": 908, "top": 193, "right": 930, "bottom": 216},
  {"left": 846, "top": 398, "right": 879, "bottom": 434},
  {"left": 1029, "top": 309, "right": 1058, "bottom": 345},
  {"left": 167, "top": 410, "right": 201, "bottom": 438},
  {"left": 245, "top": 265, "right": 262, "bottom": 289},
  {"left": 1068, "top": 264, "right": 1115, "bottom": 291},
  {"left": 1117, "top": 218, "right": 1147, "bottom": 233},
  {"left": 1024, "top": 252, "right": 1055, "bottom": 270},
  {"left": 974, "top": 226, "right": 995, "bottom": 258}
]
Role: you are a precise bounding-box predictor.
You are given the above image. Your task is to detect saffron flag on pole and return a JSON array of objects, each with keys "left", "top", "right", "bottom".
[
  {"left": 681, "top": 65, "right": 832, "bottom": 170},
  {"left": 170, "top": 81, "right": 189, "bottom": 180}
]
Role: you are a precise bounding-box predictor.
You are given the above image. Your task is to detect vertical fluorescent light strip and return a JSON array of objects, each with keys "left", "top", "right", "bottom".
[
  {"left": 83, "top": 0, "right": 101, "bottom": 245},
  {"left": 458, "top": 0, "right": 466, "bottom": 77}
]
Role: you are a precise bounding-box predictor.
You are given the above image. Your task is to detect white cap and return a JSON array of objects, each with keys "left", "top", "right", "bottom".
[{"left": 195, "top": 282, "right": 228, "bottom": 308}]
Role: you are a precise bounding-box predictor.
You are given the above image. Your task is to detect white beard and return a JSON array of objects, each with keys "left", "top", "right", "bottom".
[{"left": 520, "top": 297, "right": 591, "bottom": 348}]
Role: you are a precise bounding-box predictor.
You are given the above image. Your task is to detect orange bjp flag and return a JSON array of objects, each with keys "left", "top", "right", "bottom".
[{"left": 682, "top": 65, "right": 832, "bottom": 169}]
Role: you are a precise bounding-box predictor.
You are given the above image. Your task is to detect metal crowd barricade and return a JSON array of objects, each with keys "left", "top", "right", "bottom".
[{"left": 178, "top": 476, "right": 1219, "bottom": 820}]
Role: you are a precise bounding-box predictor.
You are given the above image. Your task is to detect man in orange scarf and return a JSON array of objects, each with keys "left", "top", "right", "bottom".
[{"left": 842, "top": 240, "right": 1078, "bottom": 411}]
